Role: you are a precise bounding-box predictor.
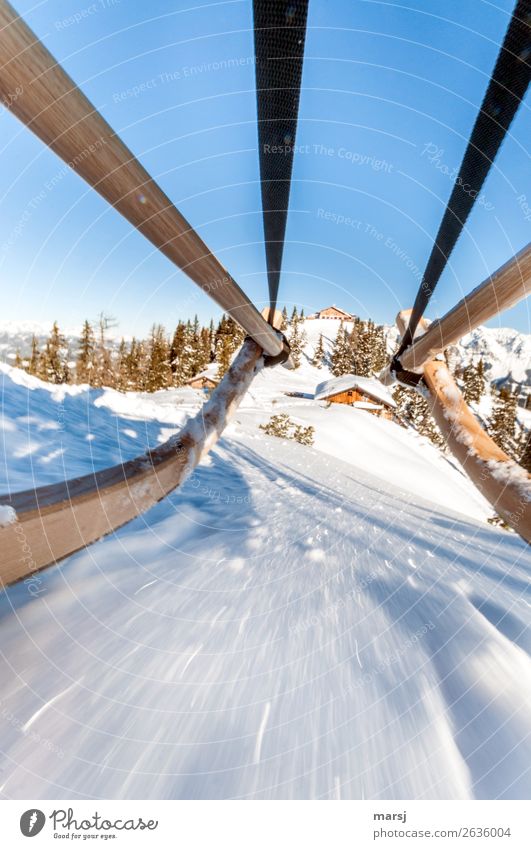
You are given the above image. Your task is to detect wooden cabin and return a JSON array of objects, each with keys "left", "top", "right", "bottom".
[
  {"left": 186, "top": 364, "right": 218, "bottom": 392},
  {"left": 307, "top": 305, "right": 354, "bottom": 320},
  {"left": 314, "top": 374, "right": 396, "bottom": 420}
]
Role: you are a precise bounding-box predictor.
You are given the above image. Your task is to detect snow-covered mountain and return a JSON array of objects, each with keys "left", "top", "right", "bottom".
[
  {"left": 0, "top": 320, "right": 127, "bottom": 362},
  {"left": 459, "top": 326, "right": 531, "bottom": 388},
  {"left": 0, "top": 358, "right": 530, "bottom": 800}
]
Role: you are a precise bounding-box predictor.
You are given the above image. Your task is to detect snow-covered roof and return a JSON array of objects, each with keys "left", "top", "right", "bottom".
[
  {"left": 352, "top": 401, "right": 383, "bottom": 410},
  {"left": 187, "top": 363, "right": 218, "bottom": 383},
  {"left": 314, "top": 374, "right": 397, "bottom": 408},
  {"left": 315, "top": 305, "right": 353, "bottom": 317}
]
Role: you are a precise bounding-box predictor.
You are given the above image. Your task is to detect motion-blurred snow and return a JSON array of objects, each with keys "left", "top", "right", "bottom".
[{"left": 0, "top": 358, "right": 530, "bottom": 800}]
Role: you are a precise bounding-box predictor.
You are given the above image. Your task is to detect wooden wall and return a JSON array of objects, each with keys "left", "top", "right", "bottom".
[{"left": 325, "top": 389, "right": 393, "bottom": 419}]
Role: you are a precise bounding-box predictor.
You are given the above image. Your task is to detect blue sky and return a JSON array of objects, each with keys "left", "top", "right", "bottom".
[{"left": 0, "top": 0, "right": 529, "bottom": 337}]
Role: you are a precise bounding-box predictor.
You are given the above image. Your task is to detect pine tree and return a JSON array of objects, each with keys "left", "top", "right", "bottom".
[
  {"left": 14, "top": 350, "right": 23, "bottom": 369},
  {"left": 330, "top": 322, "right": 352, "bottom": 376},
  {"left": 208, "top": 319, "right": 216, "bottom": 359},
  {"left": 476, "top": 359, "right": 486, "bottom": 398},
  {"left": 488, "top": 388, "right": 518, "bottom": 458},
  {"left": 281, "top": 306, "right": 288, "bottom": 330},
  {"left": 170, "top": 322, "right": 189, "bottom": 386},
  {"left": 27, "top": 335, "right": 40, "bottom": 377},
  {"left": 146, "top": 324, "right": 171, "bottom": 391},
  {"left": 519, "top": 433, "right": 531, "bottom": 473},
  {"left": 290, "top": 305, "right": 298, "bottom": 325},
  {"left": 462, "top": 359, "right": 485, "bottom": 404},
  {"left": 76, "top": 320, "right": 96, "bottom": 384},
  {"left": 189, "top": 317, "right": 209, "bottom": 377},
  {"left": 43, "top": 322, "right": 68, "bottom": 384},
  {"left": 289, "top": 317, "right": 307, "bottom": 369},
  {"left": 115, "top": 338, "right": 129, "bottom": 391},
  {"left": 215, "top": 315, "right": 244, "bottom": 378},
  {"left": 95, "top": 312, "right": 116, "bottom": 388},
  {"left": 123, "top": 338, "right": 140, "bottom": 390},
  {"left": 215, "top": 334, "right": 233, "bottom": 378},
  {"left": 369, "top": 323, "right": 387, "bottom": 372},
  {"left": 351, "top": 320, "right": 372, "bottom": 376},
  {"left": 199, "top": 326, "right": 212, "bottom": 366},
  {"left": 311, "top": 333, "right": 325, "bottom": 369},
  {"left": 393, "top": 385, "right": 445, "bottom": 448}
]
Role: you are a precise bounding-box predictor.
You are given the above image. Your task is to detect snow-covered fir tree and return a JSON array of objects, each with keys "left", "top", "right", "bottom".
[
  {"left": 330, "top": 321, "right": 352, "bottom": 376},
  {"left": 215, "top": 315, "right": 244, "bottom": 378},
  {"left": 488, "top": 387, "right": 518, "bottom": 458},
  {"left": 124, "top": 338, "right": 145, "bottom": 391},
  {"left": 27, "top": 335, "right": 40, "bottom": 377},
  {"left": 519, "top": 433, "right": 531, "bottom": 473},
  {"left": 76, "top": 320, "right": 96, "bottom": 384},
  {"left": 462, "top": 359, "right": 485, "bottom": 404},
  {"left": 289, "top": 316, "right": 307, "bottom": 369},
  {"left": 146, "top": 324, "right": 172, "bottom": 391},
  {"left": 311, "top": 333, "right": 325, "bottom": 369},
  {"left": 351, "top": 319, "right": 384, "bottom": 376},
  {"left": 41, "top": 322, "right": 69, "bottom": 384},
  {"left": 115, "top": 339, "right": 128, "bottom": 391},
  {"left": 393, "top": 385, "right": 445, "bottom": 448},
  {"left": 170, "top": 322, "right": 188, "bottom": 386},
  {"left": 95, "top": 313, "right": 115, "bottom": 388}
]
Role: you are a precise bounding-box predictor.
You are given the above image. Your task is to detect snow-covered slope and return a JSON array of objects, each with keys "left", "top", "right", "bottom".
[{"left": 0, "top": 362, "right": 530, "bottom": 800}]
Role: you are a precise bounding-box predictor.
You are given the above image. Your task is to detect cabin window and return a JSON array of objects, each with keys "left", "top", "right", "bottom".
[{"left": 347, "top": 390, "right": 353, "bottom": 397}]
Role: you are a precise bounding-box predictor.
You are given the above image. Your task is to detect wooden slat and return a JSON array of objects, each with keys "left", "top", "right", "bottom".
[
  {"left": 400, "top": 243, "right": 531, "bottom": 372},
  {"left": 0, "top": 0, "right": 283, "bottom": 358},
  {"left": 396, "top": 311, "right": 531, "bottom": 544},
  {"left": 0, "top": 339, "right": 263, "bottom": 587}
]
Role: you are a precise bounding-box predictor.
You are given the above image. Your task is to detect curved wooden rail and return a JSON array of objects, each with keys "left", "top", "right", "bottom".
[
  {"left": 380, "top": 244, "right": 531, "bottom": 385},
  {"left": 396, "top": 311, "right": 531, "bottom": 543},
  {"left": 401, "top": 243, "right": 531, "bottom": 373},
  {"left": 0, "top": 0, "right": 282, "bottom": 358},
  {"left": 0, "top": 339, "right": 263, "bottom": 588}
]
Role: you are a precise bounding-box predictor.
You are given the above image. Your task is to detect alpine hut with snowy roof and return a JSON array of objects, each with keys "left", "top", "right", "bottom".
[
  {"left": 186, "top": 363, "right": 219, "bottom": 392},
  {"left": 314, "top": 374, "right": 397, "bottom": 420}
]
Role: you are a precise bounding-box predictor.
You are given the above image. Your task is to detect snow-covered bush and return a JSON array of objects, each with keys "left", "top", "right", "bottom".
[
  {"left": 259, "top": 413, "right": 292, "bottom": 438},
  {"left": 260, "top": 414, "right": 314, "bottom": 446},
  {"left": 293, "top": 424, "right": 315, "bottom": 446}
]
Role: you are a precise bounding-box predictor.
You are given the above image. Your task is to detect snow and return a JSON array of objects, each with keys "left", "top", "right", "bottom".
[
  {"left": 1, "top": 354, "right": 531, "bottom": 800},
  {"left": 186, "top": 363, "right": 219, "bottom": 383},
  {"left": 352, "top": 401, "right": 382, "bottom": 410},
  {"left": 486, "top": 459, "right": 531, "bottom": 502},
  {"left": 0, "top": 363, "right": 187, "bottom": 491},
  {"left": 0, "top": 504, "right": 16, "bottom": 526},
  {"left": 314, "top": 374, "right": 397, "bottom": 408}
]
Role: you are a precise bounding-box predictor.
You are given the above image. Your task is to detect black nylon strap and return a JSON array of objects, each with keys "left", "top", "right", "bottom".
[
  {"left": 253, "top": 0, "right": 309, "bottom": 311},
  {"left": 397, "top": 0, "right": 531, "bottom": 358}
]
